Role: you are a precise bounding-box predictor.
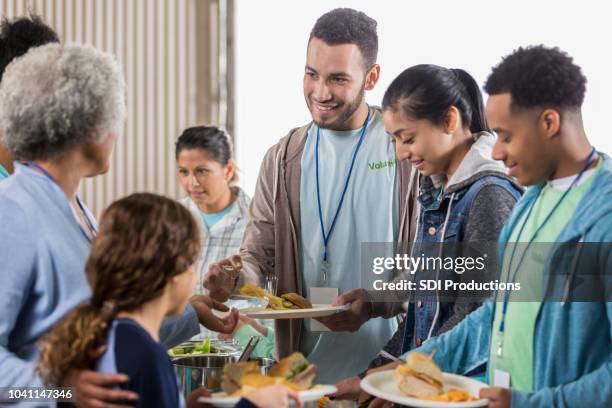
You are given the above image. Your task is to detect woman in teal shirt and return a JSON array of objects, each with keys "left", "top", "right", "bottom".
[{"left": 176, "top": 126, "right": 251, "bottom": 296}]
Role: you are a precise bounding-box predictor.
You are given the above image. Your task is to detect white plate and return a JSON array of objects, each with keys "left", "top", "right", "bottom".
[
  {"left": 213, "top": 298, "right": 269, "bottom": 318},
  {"left": 244, "top": 304, "right": 350, "bottom": 319},
  {"left": 361, "top": 370, "right": 489, "bottom": 408},
  {"left": 229, "top": 294, "right": 264, "bottom": 302},
  {"left": 198, "top": 385, "right": 337, "bottom": 407}
]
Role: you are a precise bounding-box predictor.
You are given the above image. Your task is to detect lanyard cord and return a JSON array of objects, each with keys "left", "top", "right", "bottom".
[
  {"left": 498, "top": 147, "right": 597, "bottom": 334},
  {"left": 0, "top": 164, "right": 9, "bottom": 178},
  {"left": 315, "top": 107, "right": 371, "bottom": 265},
  {"left": 25, "top": 161, "right": 97, "bottom": 241}
]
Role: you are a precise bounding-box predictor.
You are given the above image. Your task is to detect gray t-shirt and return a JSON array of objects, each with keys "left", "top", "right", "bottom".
[{"left": 299, "top": 110, "right": 399, "bottom": 382}]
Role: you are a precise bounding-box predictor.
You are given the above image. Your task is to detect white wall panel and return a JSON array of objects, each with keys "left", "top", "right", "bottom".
[{"left": 1, "top": 0, "right": 229, "bottom": 216}]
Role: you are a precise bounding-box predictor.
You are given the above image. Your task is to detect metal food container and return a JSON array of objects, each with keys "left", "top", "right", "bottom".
[{"left": 173, "top": 355, "right": 275, "bottom": 397}]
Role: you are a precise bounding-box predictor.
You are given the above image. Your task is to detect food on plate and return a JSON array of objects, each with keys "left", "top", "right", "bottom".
[
  {"left": 239, "top": 283, "right": 268, "bottom": 298},
  {"left": 222, "top": 361, "right": 262, "bottom": 394},
  {"left": 222, "top": 352, "right": 317, "bottom": 396},
  {"left": 268, "top": 352, "right": 316, "bottom": 388},
  {"left": 394, "top": 352, "right": 478, "bottom": 402},
  {"left": 264, "top": 293, "right": 286, "bottom": 310},
  {"left": 281, "top": 293, "right": 313, "bottom": 309},
  {"left": 394, "top": 352, "right": 443, "bottom": 398},
  {"left": 317, "top": 396, "right": 330, "bottom": 407},
  {"left": 422, "top": 388, "right": 478, "bottom": 402},
  {"left": 239, "top": 283, "right": 312, "bottom": 310}
]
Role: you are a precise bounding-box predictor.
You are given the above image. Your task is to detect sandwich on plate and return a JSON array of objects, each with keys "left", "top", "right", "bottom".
[
  {"left": 268, "top": 352, "right": 316, "bottom": 388},
  {"left": 394, "top": 352, "right": 478, "bottom": 402},
  {"left": 394, "top": 352, "right": 443, "bottom": 398},
  {"left": 222, "top": 352, "right": 317, "bottom": 396}
]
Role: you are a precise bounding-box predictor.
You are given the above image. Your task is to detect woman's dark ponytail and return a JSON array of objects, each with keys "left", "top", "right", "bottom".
[
  {"left": 382, "top": 64, "right": 489, "bottom": 134},
  {"left": 449, "top": 68, "right": 489, "bottom": 133}
]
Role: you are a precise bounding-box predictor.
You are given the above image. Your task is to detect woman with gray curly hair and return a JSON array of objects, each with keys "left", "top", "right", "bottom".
[
  {"left": 0, "top": 42, "right": 125, "bottom": 177},
  {"left": 0, "top": 43, "right": 238, "bottom": 406}
]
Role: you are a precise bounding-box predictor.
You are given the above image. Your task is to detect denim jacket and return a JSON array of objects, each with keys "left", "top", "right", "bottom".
[{"left": 403, "top": 132, "right": 523, "bottom": 351}]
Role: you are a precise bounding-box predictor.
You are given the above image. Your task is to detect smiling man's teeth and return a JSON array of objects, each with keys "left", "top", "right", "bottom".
[{"left": 317, "top": 105, "right": 337, "bottom": 111}]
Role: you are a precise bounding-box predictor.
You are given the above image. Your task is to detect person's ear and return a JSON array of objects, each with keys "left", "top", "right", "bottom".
[
  {"left": 538, "top": 108, "right": 561, "bottom": 139},
  {"left": 364, "top": 64, "right": 380, "bottom": 91},
  {"left": 444, "top": 106, "right": 461, "bottom": 134},
  {"left": 225, "top": 160, "right": 236, "bottom": 183}
]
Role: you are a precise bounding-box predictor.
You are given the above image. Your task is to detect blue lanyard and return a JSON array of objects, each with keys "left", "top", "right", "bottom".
[
  {"left": 498, "top": 147, "right": 597, "bottom": 336},
  {"left": 315, "top": 107, "right": 370, "bottom": 267},
  {"left": 0, "top": 164, "right": 9, "bottom": 179},
  {"left": 25, "top": 161, "right": 97, "bottom": 242}
]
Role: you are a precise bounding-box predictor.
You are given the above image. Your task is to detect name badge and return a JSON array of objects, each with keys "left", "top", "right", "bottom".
[
  {"left": 493, "top": 368, "right": 511, "bottom": 388},
  {"left": 309, "top": 287, "right": 338, "bottom": 332}
]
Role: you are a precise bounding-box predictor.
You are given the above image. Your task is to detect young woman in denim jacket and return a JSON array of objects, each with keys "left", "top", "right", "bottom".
[{"left": 382, "top": 65, "right": 523, "bottom": 357}]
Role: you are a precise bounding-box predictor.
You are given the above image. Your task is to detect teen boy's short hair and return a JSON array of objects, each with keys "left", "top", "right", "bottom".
[
  {"left": 309, "top": 8, "right": 378, "bottom": 69},
  {"left": 484, "top": 45, "right": 587, "bottom": 111}
]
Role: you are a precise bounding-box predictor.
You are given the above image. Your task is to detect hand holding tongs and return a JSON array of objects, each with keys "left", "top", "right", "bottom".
[{"left": 237, "top": 336, "right": 260, "bottom": 362}]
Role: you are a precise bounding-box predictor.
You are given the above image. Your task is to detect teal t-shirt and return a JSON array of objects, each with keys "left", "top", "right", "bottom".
[
  {"left": 490, "top": 157, "right": 603, "bottom": 392},
  {"left": 200, "top": 202, "right": 235, "bottom": 230},
  {"left": 299, "top": 110, "right": 399, "bottom": 383},
  {"left": 232, "top": 324, "right": 275, "bottom": 359},
  {"left": 0, "top": 164, "right": 9, "bottom": 180}
]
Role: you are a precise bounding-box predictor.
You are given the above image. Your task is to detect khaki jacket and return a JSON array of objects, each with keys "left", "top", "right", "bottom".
[{"left": 238, "top": 108, "right": 418, "bottom": 358}]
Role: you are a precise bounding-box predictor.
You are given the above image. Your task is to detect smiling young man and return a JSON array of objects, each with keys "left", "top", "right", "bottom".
[
  {"left": 482, "top": 47, "right": 611, "bottom": 407},
  {"left": 368, "top": 46, "right": 611, "bottom": 408},
  {"left": 204, "top": 8, "right": 418, "bottom": 382}
]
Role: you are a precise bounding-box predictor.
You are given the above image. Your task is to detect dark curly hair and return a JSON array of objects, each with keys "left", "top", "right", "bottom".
[
  {"left": 0, "top": 13, "right": 59, "bottom": 82},
  {"left": 38, "top": 193, "right": 200, "bottom": 385},
  {"left": 309, "top": 8, "right": 378, "bottom": 69},
  {"left": 484, "top": 45, "right": 586, "bottom": 111}
]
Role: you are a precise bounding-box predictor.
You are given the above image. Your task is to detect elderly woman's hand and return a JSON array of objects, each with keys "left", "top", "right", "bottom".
[
  {"left": 69, "top": 370, "right": 138, "bottom": 408},
  {"left": 190, "top": 295, "right": 239, "bottom": 334},
  {"left": 217, "top": 318, "right": 245, "bottom": 340},
  {"left": 62, "top": 346, "right": 138, "bottom": 408}
]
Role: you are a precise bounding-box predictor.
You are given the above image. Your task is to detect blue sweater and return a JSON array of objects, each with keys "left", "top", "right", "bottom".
[
  {"left": 402, "top": 153, "right": 612, "bottom": 407},
  {"left": 96, "top": 319, "right": 185, "bottom": 408},
  {"left": 0, "top": 164, "right": 199, "bottom": 388}
]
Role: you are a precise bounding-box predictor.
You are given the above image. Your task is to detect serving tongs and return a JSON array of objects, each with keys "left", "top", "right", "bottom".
[{"left": 237, "top": 336, "right": 260, "bottom": 362}]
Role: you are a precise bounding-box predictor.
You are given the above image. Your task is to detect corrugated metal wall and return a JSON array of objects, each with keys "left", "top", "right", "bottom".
[{"left": 0, "top": 0, "right": 231, "bottom": 217}]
